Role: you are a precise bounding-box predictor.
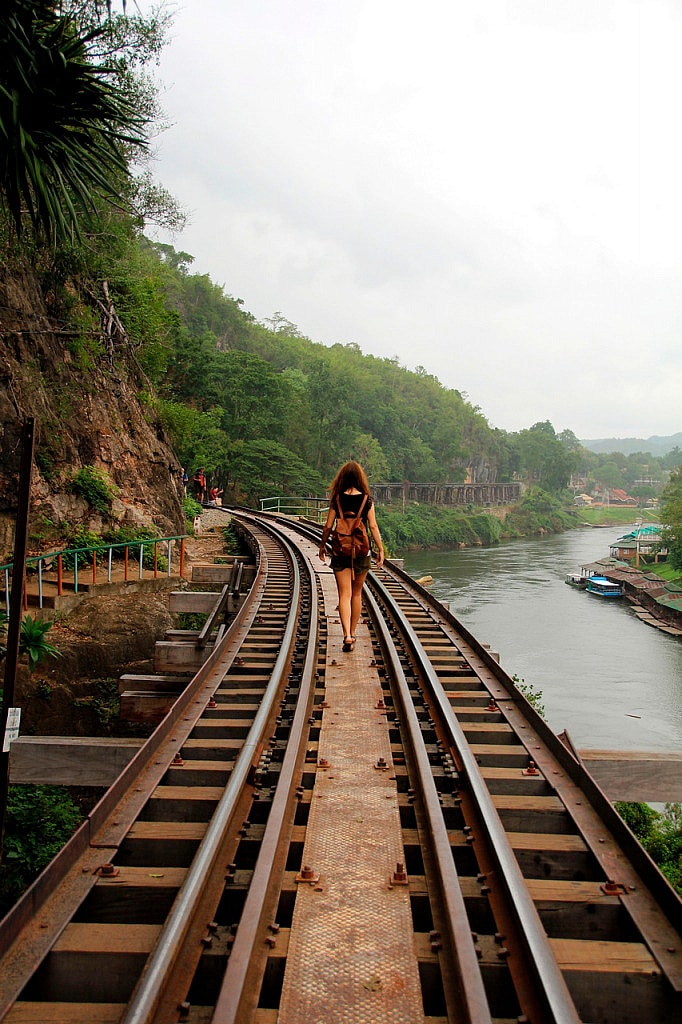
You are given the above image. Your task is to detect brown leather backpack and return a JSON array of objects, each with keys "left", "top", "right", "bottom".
[{"left": 331, "top": 494, "right": 370, "bottom": 568}]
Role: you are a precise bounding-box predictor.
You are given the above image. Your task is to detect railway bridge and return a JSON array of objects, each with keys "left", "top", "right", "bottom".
[
  {"left": 1, "top": 509, "right": 681, "bottom": 1024},
  {"left": 371, "top": 482, "right": 520, "bottom": 507}
]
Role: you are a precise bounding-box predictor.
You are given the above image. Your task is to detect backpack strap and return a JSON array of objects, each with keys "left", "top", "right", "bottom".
[{"left": 336, "top": 493, "right": 368, "bottom": 522}]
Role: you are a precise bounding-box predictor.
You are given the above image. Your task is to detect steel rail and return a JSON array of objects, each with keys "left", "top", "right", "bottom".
[
  {"left": 0, "top": 534, "right": 267, "bottom": 1014},
  {"left": 211, "top": 523, "right": 320, "bottom": 1024},
  {"left": 367, "top": 572, "right": 582, "bottom": 1024},
  {"left": 376, "top": 559, "right": 682, "bottom": 987},
  {"left": 120, "top": 530, "right": 301, "bottom": 1024},
  {"left": 363, "top": 585, "right": 493, "bottom": 1024}
]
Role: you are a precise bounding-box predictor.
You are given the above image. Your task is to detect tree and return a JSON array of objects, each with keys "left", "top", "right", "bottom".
[
  {"left": 596, "top": 461, "right": 624, "bottom": 490},
  {"left": 661, "top": 466, "right": 682, "bottom": 569},
  {"left": 514, "top": 422, "right": 577, "bottom": 493},
  {"left": 0, "top": 0, "right": 149, "bottom": 242},
  {"left": 352, "top": 433, "right": 390, "bottom": 482},
  {"left": 229, "top": 439, "right": 323, "bottom": 505}
]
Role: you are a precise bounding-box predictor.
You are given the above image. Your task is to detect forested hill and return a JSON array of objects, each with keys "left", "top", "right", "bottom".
[
  {"left": 581, "top": 434, "right": 682, "bottom": 457},
  {"left": 149, "top": 243, "right": 513, "bottom": 502}
]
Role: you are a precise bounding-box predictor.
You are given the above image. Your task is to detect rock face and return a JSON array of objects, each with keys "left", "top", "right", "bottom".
[
  {"left": 0, "top": 263, "right": 185, "bottom": 559},
  {"left": 15, "top": 592, "right": 174, "bottom": 736}
]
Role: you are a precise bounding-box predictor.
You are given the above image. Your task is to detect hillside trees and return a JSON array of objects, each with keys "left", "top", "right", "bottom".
[
  {"left": 514, "top": 421, "right": 578, "bottom": 492},
  {"left": 661, "top": 466, "right": 682, "bottom": 569}
]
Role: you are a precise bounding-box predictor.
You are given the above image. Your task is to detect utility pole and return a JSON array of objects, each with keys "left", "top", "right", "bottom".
[{"left": 0, "top": 418, "right": 35, "bottom": 865}]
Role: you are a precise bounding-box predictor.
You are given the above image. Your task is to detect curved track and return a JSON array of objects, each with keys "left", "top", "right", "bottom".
[{"left": 0, "top": 509, "right": 680, "bottom": 1024}]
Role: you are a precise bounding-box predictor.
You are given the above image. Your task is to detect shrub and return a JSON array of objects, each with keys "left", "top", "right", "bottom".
[
  {"left": 19, "top": 615, "right": 61, "bottom": 672},
  {"left": 71, "top": 466, "right": 118, "bottom": 514},
  {"left": 0, "top": 786, "right": 82, "bottom": 916},
  {"left": 512, "top": 675, "right": 546, "bottom": 718},
  {"left": 73, "top": 678, "right": 120, "bottom": 729},
  {"left": 616, "top": 802, "right": 682, "bottom": 894},
  {"left": 183, "top": 496, "right": 203, "bottom": 529},
  {"left": 61, "top": 525, "right": 100, "bottom": 569},
  {"left": 104, "top": 526, "right": 167, "bottom": 571}
]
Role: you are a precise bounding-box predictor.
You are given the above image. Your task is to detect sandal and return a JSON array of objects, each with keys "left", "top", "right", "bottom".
[{"left": 342, "top": 637, "right": 355, "bottom": 652}]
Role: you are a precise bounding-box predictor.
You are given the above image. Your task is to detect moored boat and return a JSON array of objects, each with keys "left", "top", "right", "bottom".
[
  {"left": 565, "top": 572, "right": 589, "bottom": 589},
  {"left": 586, "top": 576, "right": 623, "bottom": 598}
]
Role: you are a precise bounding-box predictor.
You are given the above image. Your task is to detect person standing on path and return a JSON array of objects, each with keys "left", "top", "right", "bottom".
[
  {"left": 192, "top": 467, "right": 206, "bottom": 503},
  {"left": 318, "top": 460, "right": 384, "bottom": 651}
]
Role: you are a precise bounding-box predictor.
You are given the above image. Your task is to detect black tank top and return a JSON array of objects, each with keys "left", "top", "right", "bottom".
[{"left": 337, "top": 491, "right": 372, "bottom": 522}]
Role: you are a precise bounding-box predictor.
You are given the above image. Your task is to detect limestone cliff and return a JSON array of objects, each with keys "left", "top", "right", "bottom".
[{"left": 0, "top": 262, "right": 185, "bottom": 560}]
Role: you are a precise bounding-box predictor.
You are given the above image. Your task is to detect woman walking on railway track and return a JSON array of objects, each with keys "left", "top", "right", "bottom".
[{"left": 318, "top": 460, "right": 384, "bottom": 651}]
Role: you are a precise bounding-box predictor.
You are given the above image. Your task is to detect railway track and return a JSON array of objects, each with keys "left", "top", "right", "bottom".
[{"left": 0, "top": 510, "right": 680, "bottom": 1023}]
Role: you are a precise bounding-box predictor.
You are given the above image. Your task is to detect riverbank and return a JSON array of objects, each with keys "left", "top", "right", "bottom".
[
  {"left": 379, "top": 488, "right": 651, "bottom": 555},
  {"left": 583, "top": 558, "right": 682, "bottom": 636}
]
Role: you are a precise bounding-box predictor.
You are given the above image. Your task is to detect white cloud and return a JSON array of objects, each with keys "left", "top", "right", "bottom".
[{"left": 148, "top": 0, "right": 682, "bottom": 438}]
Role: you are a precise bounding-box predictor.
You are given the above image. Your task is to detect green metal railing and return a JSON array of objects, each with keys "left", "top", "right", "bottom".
[
  {"left": 259, "top": 496, "right": 329, "bottom": 522},
  {"left": 1, "top": 535, "right": 188, "bottom": 613}
]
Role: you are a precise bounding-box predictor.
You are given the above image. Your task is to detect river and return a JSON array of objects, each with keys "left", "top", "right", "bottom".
[{"left": 402, "top": 528, "right": 682, "bottom": 754}]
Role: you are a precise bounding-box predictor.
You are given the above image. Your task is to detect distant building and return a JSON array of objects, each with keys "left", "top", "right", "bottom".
[
  {"left": 607, "top": 488, "right": 638, "bottom": 505},
  {"left": 610, "top": 525, "right": 667, "bottom": 564}
]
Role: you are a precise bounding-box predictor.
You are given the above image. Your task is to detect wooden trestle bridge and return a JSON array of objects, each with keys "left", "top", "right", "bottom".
[{"left": 1, "top": 509, "right": 681, "bottom": 1024}]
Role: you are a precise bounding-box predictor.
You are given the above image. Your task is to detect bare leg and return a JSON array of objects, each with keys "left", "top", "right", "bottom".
[
  {"left": 334, "top": 568, "right": 353, "bottom": 641},
  {"left": 350, "top": 571, "right": 368, "bottom": 638}
]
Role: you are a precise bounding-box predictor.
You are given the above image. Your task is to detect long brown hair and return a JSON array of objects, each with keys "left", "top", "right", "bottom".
[{"left": 329, "top": 461, "right": 370, "bottom": 507}]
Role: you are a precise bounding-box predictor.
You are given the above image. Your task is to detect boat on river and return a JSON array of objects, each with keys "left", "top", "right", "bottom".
[
  {"left": 565, "top": 572, "right": 589, "bottom": 589},
  {"left": 586, "top": 576, "right": 623, "bottom": 598}
]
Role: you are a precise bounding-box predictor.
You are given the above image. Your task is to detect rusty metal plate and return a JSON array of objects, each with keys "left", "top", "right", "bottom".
[{"left": 278, "top": 572, "right": 424, "bottom": 1023}]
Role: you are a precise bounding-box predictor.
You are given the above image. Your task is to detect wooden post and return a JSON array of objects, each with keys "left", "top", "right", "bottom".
[
  {"left": 180, "top": 538, "right": 185, "bottom": 578},
  {"left": 0, "top": 418, "right": 35, "bottom": 865}
]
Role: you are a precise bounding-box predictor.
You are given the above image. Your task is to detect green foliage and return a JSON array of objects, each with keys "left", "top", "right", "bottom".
[
  {"left": 0, "top": 785, "right": 81, "bottom": 915},
  {"left": 0, "top": 611, "right": 60, "bottom": 671},
  {"left": 70, "top": 466, "right": 118, "bottom": 514},
  {"left": 502, "top": 488, "right": 578, "bottom": 537},
  {"left": 513, "top": 421, "right": 578, "bottom": 492},
  {"left": 512, "top": 675, "right": 546, "bottom": 718},
  {"left": 661, "top": 466, "right": 682, "bottom": 570},
  {"left": 183, "top": 495, "right": 203, "bottom": 528},
  {"left": 579, "top": 506, "right": 655, "bottom": 527},
  {"left": 616, "top": 802, "right": 682, "bottom": 895},
  {"left": 104, "top": 526, "right": 167, "bottom": 571},
  {"left": 0, "top": 0, "right": 147, "bottom": 243},
  {"left": 229, "top": 439, "right": 324, "bottom": 506},
  {"left": 378, "top": 503, "right": 501, "bottom": 552},
  {"left": 60, "top": 525, "right": 100, "bottom": 569},
  {"left": 637, "top": 561, "right": 682, "bottom": 585},
  {"left": 35, "top": 679, "right": 53, "bottom": 700},
  {"left": 18, "top": 614, "right": 61, "bottom": 671},
  {"left": 176, "top": 612, "right": 207, "bottom": 630},
  {"left": 73, "top": 677, "right": 119, "bottom": 729},
  {"left": 222, "top": 521, "right": 249, "bottom": 555}
]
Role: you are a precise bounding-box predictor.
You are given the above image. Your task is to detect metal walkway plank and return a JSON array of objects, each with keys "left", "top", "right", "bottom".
[{"left": 278, "top": 570, "right": 425, "bottom": 1023}]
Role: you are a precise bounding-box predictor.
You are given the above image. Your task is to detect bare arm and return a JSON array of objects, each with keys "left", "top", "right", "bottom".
[
  {"left": 367, "top": 504, "right": 384, "bottom": 567},
  {"left": 318, "top": 506, "right": 337, "bottom": 560}
]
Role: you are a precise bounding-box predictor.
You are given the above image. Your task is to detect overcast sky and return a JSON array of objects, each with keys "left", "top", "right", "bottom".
[{"left": 146, "top": 0, "right": 682, "bottom": 440}]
